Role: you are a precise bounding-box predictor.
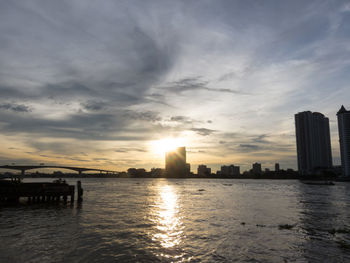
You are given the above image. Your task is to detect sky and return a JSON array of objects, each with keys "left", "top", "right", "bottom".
[{"left": 0, "top": 0, "right": 350, "bottom": 172}]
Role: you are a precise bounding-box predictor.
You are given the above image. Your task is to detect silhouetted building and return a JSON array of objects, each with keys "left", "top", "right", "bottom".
[
  {"left": 127, "top": 168, "right": 146, "bottom": 177},
  {"left": 332, "top": 165, "right": 343, "bottom": 177},
  {"left": 233, "top": 166, "right": 240, "bottom": 176},
  {"left": 252, "top": 163, "right": 262, "bottom": 175},
  {"left": 165, "top": 147, "right": 188, "bottom": 177},
  {"left": 337, "top": 105, "right": 350, "bottom": 177},
  {"left": 220, "top": 165, "right": 240, "bottom": 176},
  {"left": 186, "top": 163, "right": 191, "bottom": 174},
  {"left": 295, "top": 111, "right": 333, "bottom": 175},
  {"left": 197, "top": 165, "right": 211, "bottom": 176},
  {"left": 150, "top": 168, "right": 165, "bottom": 177},
  {"left": 220, "top": 165, "right": 230, "bottom": 176},
  {"left": 275, "top": 163, "right": 280, "bottom": 172}
]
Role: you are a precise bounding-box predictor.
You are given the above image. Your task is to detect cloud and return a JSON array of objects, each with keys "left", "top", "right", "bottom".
[
  {"left": 169, "top": 115, "right": 198, "bottom": 125},
  {"left": 0, "top": 109, "right": 164, "bottom": 141},
  {"left": 0, "top": 0, "right": 349, "bottom": 170},
  {"left": 170, "top": 116, "right": 191, "bottom": 122},
  {"left": 239, "top": 144, "right": 260, "bottom": 150},
  {"left": 81, "top": 100, "right": 106, "bottom": 111},
  {"left": 190, "top": 128, "right": 216, "bottom": 136},
  {"left": 124, "top": 110, "right": 161, "bottom": 122},
  {"left": 164, "top": 77, "right": 208, "bottom": 93},
  {"left": 115, "top": 148, "right": 147, "bottom": 153},
  {"left": 210, "top": 132, "right": 295, "bottom": 158},
  {"left": 252, "top": 134, "right": 270, "bottom": 144},
  {"left": 0, "top": 103, "right": 31, "bottom": 112},
  {"left": 159, "top": 77, "right": 247, "bottom": 95}
]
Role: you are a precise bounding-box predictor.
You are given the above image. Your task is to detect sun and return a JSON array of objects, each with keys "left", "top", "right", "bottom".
[{"left": 151, "top": 138, "right": 186, "bottom": 155}]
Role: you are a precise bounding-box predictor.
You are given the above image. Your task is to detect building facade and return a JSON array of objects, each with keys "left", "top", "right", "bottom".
[
  {"left": 220, "top": 165, "right": 240, "bottom": 176},
  {"left": 275, "top": 163, "right": 280, "bottom": 172},
  {"left": 197, "top": 165, "right": 211, "bottom": 176},
  {"left": 165, "top": 147, "right": 188, "bottom": 177},
  {"left": 337, "top": 105, "right": 350, "bottom": 177},
  {"left": 252, "top": 163, "right": 262, "bottom": 175},
  {"left": 295, "top": 111, "right": 333, "bottom": 175}
]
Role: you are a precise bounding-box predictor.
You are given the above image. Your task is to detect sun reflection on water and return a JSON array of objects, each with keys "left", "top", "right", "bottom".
[{"left": 152, "top": 184, "right": 183, "bottom": 250}]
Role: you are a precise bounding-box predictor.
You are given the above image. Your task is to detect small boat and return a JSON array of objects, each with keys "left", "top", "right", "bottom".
[{"left": 301, "top": 180, "right": 335, "bottom": 185}]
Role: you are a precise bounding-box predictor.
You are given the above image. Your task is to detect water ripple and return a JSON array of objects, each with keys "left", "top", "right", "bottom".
[{"left": 1, "top": 179, "right": 350, "bottom": 262}]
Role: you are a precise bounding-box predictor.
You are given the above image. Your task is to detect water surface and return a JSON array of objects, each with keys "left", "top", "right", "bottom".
[{"left": 1, "top": 179, "right": 350, "bottom": 262}]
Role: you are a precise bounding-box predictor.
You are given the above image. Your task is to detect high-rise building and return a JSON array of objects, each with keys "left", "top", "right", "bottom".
[
  {"left": 337, "top": 105, "right": 350, "bottom": 177},
  {"left": 165, "top": 147, "right": 188, "bottom": 177},
  {"left": 220, "top": 165, "right": 240, "bottom": 176},
  {"left": 295, "top": 111, "right": 333, "bottom": 175},
  {"left": 252, "top": 163, "right": 262, "bottom": 175},
  {"left": 233, "top": 166, "right": 240, "bottom": 176},
  {"left": 275, "top": 163, "right": 280, "bottom": 172},
  {"left": 197, "top": 165, "right": 211, "bottom": 176}
]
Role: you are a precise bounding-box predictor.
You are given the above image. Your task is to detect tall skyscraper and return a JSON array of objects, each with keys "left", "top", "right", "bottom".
[
  {"left": 165, "top": 147, "right": 188, "bottom": 177},
  {"left": 275, "top": 163, "right": 280, "bottom": 172},
  {"left": 252, "top": 163, "right": 262, "bottom": 175},
  {"left": 337, "top": 105, "right": 350, "bottom": 177},
  {"left": 295, "top": 111, "right": 333, "bottom": 175}
]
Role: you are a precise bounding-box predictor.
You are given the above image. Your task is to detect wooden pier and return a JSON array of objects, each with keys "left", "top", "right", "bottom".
[{"left": 0, "top": 179, "right": 83, "bottom": 204}]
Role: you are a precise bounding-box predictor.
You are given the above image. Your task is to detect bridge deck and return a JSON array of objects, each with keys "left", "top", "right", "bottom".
[{"left": 0, "top": 165, "right": 118, "bottom": 175}]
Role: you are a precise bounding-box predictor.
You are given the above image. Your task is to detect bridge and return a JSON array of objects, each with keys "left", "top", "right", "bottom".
[{"left": 0, "top": 165, "right": 118, "bottom": 176}]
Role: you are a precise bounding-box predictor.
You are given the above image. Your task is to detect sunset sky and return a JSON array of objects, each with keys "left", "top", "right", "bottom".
[{"left": 1, "top": 0, "right": 350, "bottom": 172}]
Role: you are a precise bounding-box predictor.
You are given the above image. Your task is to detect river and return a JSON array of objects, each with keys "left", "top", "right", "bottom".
[{"left": 1, "top": 178, "right": 350, "bottom": 262}]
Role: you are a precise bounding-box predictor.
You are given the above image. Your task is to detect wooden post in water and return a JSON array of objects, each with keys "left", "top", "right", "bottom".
[
  {"left": 70, "top": 186, "right": 75, "bottom": 203},
  {"left": 77, "top": 181, "right": 83, "bottom": 202}
]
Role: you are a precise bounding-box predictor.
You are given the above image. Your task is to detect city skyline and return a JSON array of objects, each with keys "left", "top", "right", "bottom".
[{"left": 1, "top": 1, "right": 350, "bottom": 172}]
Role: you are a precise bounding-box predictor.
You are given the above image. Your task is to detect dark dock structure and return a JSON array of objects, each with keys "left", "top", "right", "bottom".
[{"left": 0, "top": 179, "right": 83, "bottom": 204}]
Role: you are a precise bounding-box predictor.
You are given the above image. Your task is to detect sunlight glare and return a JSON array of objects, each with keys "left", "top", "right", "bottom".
[
  {"left": 152, "top": 185, "right": 183, "bottom": 249},
  {"left": 151, "top": 137, "right": 186, "bottom": 155}
]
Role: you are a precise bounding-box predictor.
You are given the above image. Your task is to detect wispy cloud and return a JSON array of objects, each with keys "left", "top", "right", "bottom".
[
  {"left": 0, "top": 103, "right": 31, "bottom": 113},
  {"left": 0, "top": 0, "right": 349, "bottom": 171}
]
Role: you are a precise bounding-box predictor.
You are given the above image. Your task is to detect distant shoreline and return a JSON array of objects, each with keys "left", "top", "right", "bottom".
[
  {"left": 0, "top": 174, "right": 325, "bottom": 180},
  {"left": 2, "top": 172, "right": 346, "bottom": 181}
]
